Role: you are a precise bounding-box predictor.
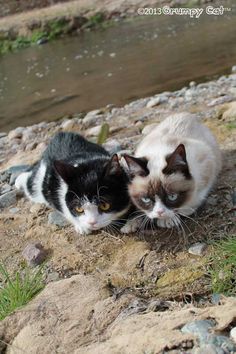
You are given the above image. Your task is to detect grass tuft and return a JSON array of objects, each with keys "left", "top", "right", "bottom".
[
  {"left": 97, "top": 123, "right": 110, "bottom": 145},
  {"left": 0, "top": 263, "right": 44, "bottom": 321},
  {"left": 209, "top": 237, "right": 236, "bottom": 296}
]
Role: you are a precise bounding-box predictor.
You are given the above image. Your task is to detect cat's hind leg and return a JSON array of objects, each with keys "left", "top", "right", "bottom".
[
  {"left": 15, "top": 161, "right": 48, "bottom": 205},
  {"left": 15, "top": 171, "right": 32, "bottom": 198}
]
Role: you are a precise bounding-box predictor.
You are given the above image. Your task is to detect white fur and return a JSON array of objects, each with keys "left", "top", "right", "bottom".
[
  {"left": 15, "top": 162, "right": 48, "bottom": 204},
  {"left": 135, "top": 112, "right": 221, "bottom": 227}
]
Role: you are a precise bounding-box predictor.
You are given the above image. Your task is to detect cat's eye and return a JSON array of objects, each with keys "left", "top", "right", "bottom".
[
  {"left": 75, "top": 206, "right": 84, "bottom": 214},
  {"left": 167, "top": 193, "right": 178, "bottom": 202},
  {"left": 99, "top": 202, "right": 111, "bottom": 211},
  {"left": 141, "top": 197, "right": 151, "bottom": 204}
]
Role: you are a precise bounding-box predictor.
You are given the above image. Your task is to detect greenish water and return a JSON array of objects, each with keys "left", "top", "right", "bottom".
[{"left": 0, "top": 1, "right": 236, "bottom": 131}]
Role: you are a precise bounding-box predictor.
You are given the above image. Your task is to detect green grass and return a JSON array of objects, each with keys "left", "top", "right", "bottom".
[
  {"left": 225, "top": 122, "right": 236, "bottom": 131},
  {"left": 97, "top": 123, "right": 110, "bottom": 145},
  {"left": 0, "top": 14, "right": 113, "bottom": 55},
  {"left": 0, "top": 263, "right": 44, "bottom": 321},
  {"left": 209, "top": 237, "right": 236, "bottom": 296}
]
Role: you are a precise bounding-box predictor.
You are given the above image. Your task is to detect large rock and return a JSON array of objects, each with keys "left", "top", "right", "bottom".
[{"left": 1, "top": 275, "right": 236, "bottom": 354}]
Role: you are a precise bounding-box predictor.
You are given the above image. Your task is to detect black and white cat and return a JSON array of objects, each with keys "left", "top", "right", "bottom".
[
  {"left": 122, "top": 113, "right": 221, "bottom": 232},
  {"left": 15, "top": 132, "right": 131, "bottom": 234}
]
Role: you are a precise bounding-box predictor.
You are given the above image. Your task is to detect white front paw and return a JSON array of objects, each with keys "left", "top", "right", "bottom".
[
  {"left": 75, "top": 225, "right": 91, "bottom": 235},
  {"left": 121, "top": 220, "right": 139, "bottom": 234},
  {"left": 156, "top": 218, "right": 175, "bottom": 228}
]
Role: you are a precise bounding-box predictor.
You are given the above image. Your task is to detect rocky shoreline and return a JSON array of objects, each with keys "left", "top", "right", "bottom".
[
  {"left": 0, "top": 72, "right": 236, "bottom": 352},
  {"left": 0, "top": 0, "right": 226, "bottom": 54}
]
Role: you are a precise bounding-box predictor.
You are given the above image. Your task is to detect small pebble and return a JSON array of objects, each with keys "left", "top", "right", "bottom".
[
  {"left": 48, "top": 211, "right": 68, "bottom": 227},
  {"left": 86, "top": 125, "right": 102, "bottom": 137},
  {"left": 211, "top": 293, "right": 221, "bottom": 305},
  {"left": 61, "top": 119, "right": 77, "bottom": 130},
  {"left": 9, "top": 207, "right": 20, "bottom": 214},
  {"left": 82, "top": 109, "right": 102, "bottom": 128},
  {"left": 146, "top": 96, "right": 168, "bottom": 108},
  {"left": 230, "top": 327, "right": 236, "bottom": 343},
  {"left": 47, "top": 271, "right": 60, "bottom": 282},
  {"left": 22, "top": 242, "right": 47, "bottom": 266},
  {"left": 188, "top": 242, "right": 207, "bottom": 256},
  {"left": 8, "top": 127, "right": 24, "bottom": 140},
  {"left": 189, "top": 81, "right": 196, "bottom": 87}
]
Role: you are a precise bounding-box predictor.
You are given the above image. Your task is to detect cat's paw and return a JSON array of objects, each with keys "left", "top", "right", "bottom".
[
  {"left": 120, "top": 220, "right": 139, "bottom": 234},
  {"left": 157, "top": 218, "right": 176, "bottom": 228},
  {"left": 74, "top": 225, "right": 91, "bottom": 235}
]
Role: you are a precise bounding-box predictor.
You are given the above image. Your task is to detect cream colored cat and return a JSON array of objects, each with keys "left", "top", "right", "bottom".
[{"left": 122, "top": 112, "right": 221, "bottom": 232}]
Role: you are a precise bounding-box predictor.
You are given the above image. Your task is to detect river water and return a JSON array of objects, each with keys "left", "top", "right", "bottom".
[{"left": 0, "top": 1, "right": 235, "bottom": 131}]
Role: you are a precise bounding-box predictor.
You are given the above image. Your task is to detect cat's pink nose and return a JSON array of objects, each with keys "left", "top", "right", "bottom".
[
  {"left": 156, "top": 209, "right": 165, "bottom": 217},
  {"left": 88, "top": 220, "right": 97, "bottom": 226}
]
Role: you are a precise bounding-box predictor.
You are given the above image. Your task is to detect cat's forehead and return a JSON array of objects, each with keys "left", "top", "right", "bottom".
[{"left": 129, "top": 172, "right": 193, "bottom": 196}]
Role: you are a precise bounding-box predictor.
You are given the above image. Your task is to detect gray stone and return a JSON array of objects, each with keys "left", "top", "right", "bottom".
[
  {"left": 61, "top": 119, "right": 79, "bottom": 130},
  {"left": 22, "top": 242, "right": 47, "bottom": 267},
  {"left": 0, "top": 132, "right": 7, "bottom": 138},
  {"left": 188, "top": 242, "right": 207, "bottom": 256},
  {"left": 83, "top": 109, "right": 102, "bottom": 127},
  {"left": 8, "top": 127, "right": 24, "bottom": 140},
  {"left": 0, "top": 184, "right": 11, "bottom": 195},
  {"left": 0, "top": 190, "right": 17, "bottom": 209},
  {"left": 47, "top": 271, "right": 60, "bottom": 282},
  {"left": 9, "top": 207, "right": 20, "bottom": 214},
  {"left": 230, "top": 327, "right": 236, "bottom": 343},
  {"left": 48, "top": 211, "right": 68, "bottom": 227},
  {"left": 181, "top": 319, "right": 215, "bottom": 341},
  {"left": 211, "top": 293, "right": 221, "bottom": 305},
  {"left": 103, "top": 139, "right": 122, "bottom": 154},
  {"left": 146, "top": 96, "right": 168, "bottom": 108},
  {"left": 86, "top": 125, "right": 102, "bottom": 137},
  {"left": 232, "top": 65, "right": 236, "bottom": 73},
  {"left": 207, "top": 334, "right": 236, "bottom": 352},
  {"left": 189, "top": 81, "right": 196, "bottom": 87},
  {"left": 193, "top": 344, "right": 224, "bottom": 354},
  {"left": 207, "top": 96, "right": 233, "bottom": 107}
]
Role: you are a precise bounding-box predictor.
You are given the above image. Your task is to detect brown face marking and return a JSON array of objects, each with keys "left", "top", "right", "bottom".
[{"left": 129, "top": 172, "right": 194, "bottom": 211}]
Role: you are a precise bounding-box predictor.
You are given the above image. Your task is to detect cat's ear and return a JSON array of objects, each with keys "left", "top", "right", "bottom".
[
  {"left": 123, "top": 155, "right": 149, "bottom": 178},
  {"left": 54, "top": 160, "right": 77, "bottom": 183},
  {"left": 104, "top": 154, "right": 122, "bottom": 176},
  {"left": 163, "top": 144, "right": 191, "bottom": 178}
]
